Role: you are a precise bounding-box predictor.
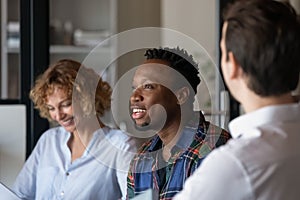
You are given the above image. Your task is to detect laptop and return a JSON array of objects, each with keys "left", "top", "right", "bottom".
[{"left": 0, "top": 182, "right": 21, "bottom": 200}]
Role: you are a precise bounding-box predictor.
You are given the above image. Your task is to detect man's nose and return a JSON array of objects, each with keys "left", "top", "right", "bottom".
[{"left": 130, "top": 88, "right": 144, "bottom": 103}]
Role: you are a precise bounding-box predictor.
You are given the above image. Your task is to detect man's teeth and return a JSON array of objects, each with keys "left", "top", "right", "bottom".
[{"left": 133, "top": 108, "right": 146, "bottom": 113}]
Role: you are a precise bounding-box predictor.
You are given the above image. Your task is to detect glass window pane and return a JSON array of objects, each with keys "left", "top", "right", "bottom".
[{"left": 1, "top": 0, "right": 20, "bottom": 99}]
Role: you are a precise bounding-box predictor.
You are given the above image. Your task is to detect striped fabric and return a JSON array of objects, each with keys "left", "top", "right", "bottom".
[{"left": 127, "top": 112, "right": 231, "bottom": 200}]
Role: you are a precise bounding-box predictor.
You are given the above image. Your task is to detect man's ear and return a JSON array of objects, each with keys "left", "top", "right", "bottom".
[
  {"left": 228, "top": 51, "right": 241, "bottom": 79},
  {"left": 175, "top": 87, "right": 190, "bottom": 105}
]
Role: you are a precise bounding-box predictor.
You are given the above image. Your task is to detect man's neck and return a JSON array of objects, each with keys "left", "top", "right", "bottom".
[
  {"left": 157, "top": 123, "right": 181, "bottom": 147},
  {"left": 242, "top": 92, "right": 296, "bottom": 113}
]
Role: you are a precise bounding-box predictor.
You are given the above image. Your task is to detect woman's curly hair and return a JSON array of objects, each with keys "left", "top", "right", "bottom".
[{"left": 29, "top": 59, "right": 112, "bottom": 121}]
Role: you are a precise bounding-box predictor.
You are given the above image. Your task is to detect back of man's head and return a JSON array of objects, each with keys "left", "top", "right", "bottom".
[{"left": 223, "top": 0, "right": 300, "bottom": 96}]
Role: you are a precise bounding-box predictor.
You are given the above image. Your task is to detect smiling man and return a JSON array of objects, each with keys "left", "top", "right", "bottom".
[{"left": 126, "top": 47, "right": 231, "bottom": 200}]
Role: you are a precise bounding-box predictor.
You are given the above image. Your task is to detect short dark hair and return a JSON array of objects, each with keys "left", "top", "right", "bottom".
[
  {"left": 223, "top": 0, "right": 300, "bottom": 96},
  {"left": 144, "top": 47, "right": 200, "bottom": 94}
]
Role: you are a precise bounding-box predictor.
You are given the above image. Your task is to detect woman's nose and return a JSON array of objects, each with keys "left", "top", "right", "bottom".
[{"left": 54, "top": 109, "right": 65, "bottom": 121}]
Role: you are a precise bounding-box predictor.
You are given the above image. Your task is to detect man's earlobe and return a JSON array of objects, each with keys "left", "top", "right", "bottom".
[{"left": 176, "top": 87, "right": 190, "bottom": 105}]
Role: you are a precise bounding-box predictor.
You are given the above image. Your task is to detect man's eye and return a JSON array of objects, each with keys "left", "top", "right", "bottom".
[{"left": 143, "top": 84, "right": 153, "bottom": 89}]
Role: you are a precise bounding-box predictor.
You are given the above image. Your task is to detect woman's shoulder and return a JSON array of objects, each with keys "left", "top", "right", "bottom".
[
  {"left": 101, "top": 126, "right": 131, "bottom": 140},
  {"left": 42, "top": 126, "right": 66, "bottom": 135},
  {"left": 37, "top": 126, "right": 68, "bottom": 142},
  {"left": 30, "top": 126, "right": 68, "bottom": 154},
  {"left": 97, "top": 126, "right": 137, "bottom": 151}
]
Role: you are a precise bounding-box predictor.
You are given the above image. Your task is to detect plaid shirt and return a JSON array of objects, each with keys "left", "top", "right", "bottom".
[{"left": 127, "top": 112, "right": 231, "bottom": 200}]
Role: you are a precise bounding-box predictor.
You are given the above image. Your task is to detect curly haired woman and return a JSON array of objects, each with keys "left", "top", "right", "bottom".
[{"left": 13, "top": 59, "right": 136, "bottom": 200}]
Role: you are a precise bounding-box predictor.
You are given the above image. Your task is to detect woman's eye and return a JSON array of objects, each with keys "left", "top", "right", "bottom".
[
  {"left": 62, "top": 102, "right": 72, "bottom": 107},
  {"left": 47, "top": 107, "right": 55, "bottom": 111}
]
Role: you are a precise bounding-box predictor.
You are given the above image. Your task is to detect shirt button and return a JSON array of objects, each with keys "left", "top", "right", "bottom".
[
  {"left": 60, "top": 191, "right": 65, "bottom": 196},
  {"left": 66, "top": 172, "right": 70, "bottom": 176}
]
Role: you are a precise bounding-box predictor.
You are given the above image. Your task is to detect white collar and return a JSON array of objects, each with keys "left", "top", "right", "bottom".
[{"left": 229, "top": 102, "right": 300, "bottom": 139}]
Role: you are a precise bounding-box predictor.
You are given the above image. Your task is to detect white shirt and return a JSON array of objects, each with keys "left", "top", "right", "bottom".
[
  {"left": 13, "top": 126, "right": 137, "bottom": 200},
  {"left": 174, "top": 102, "right": 300, "bottom": 200}
]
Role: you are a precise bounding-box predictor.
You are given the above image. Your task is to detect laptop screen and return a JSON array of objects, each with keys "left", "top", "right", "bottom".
[{"left": 0, "top": 182, "right": 21, "bottom": 200}]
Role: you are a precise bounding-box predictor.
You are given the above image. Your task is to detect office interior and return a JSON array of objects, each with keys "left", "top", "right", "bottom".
[{"left": 0, "top": 0, "right": 299, "bottom": 189}]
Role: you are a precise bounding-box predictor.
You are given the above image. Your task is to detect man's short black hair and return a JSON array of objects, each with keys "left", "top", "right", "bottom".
[
  {"left": 223, "top": 0, "right": 300, "bottom": 96},
  {"left": 144, "top": 47, "right": 200, "bottom": 94}
]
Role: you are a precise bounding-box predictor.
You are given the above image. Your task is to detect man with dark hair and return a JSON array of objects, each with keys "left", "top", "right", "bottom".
[
  {"left": 174, "top": 0, "right": 300, "bottom": 199},
  {"left": 127, "top": 47, "right": 231, "bottom": 199}
]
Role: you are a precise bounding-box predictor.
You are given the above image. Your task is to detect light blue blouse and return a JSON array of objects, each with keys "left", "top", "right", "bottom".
[{"left": 13, "top": 126, "right": 137, "bottom": 200}]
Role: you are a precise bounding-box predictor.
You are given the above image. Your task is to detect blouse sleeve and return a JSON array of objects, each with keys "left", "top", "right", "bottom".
[
  {"left": 112, "top": 130, "right": 138, "bottom": 200},
  {"left": 12, "top": 132, "right": 48, "bottom": 200}
]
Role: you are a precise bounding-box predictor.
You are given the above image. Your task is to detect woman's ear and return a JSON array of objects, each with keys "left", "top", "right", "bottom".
[{"left": 175, "top": 87, "right": 190, "bottom": 105}]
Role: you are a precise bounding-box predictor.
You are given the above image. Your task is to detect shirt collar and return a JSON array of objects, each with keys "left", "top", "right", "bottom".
[
  {"left": 229, "top": 102, "right": 300, "bottom": 139},
  {"left": 172, "top": 126, "right": 197, "bottom": 152},
  {"left": 147, "top": 112, "right": 203, "bottom": 153},
  {"left": 148, "top": 136, "right": 162, "bottom": 152}
]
